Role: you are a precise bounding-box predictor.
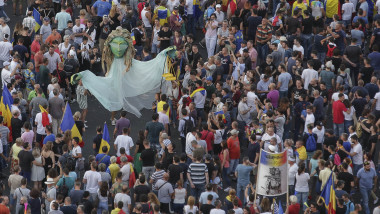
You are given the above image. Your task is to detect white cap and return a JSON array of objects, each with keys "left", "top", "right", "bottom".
[
  {"left": 3, "top": 61, "right": 10, "bottom": 66},
  {"left": 216, "top": 4, "right": 221, "bottom": 7}
]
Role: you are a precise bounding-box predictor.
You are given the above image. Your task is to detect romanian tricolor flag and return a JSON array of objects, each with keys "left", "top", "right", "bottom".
[
  {"left": 229, "top": 0, "right": 237, "bottom": 16},
  {"left": 33, "top": 8, "right": 42, "bottom": 33},
  {"left": 214, "top": 110, "right": 226, "bottom": 124},
  {"left": 131, "top": 30, "right": 136, "bottom": 45},
  {"left": 190, "top": 87, "right": 206, "bottom": 98},
  {"left": 39, "top": 105, "right": 50, "bottom": 127},
  {"left": 320, "top": 172, "right": 336, "bottom": 214},
  {"left": 61, "top": 103, "right": 84, "bottom": 147},
  {"left": 0, "top": 85, "right": 13, "bottom": 137},
  {"left": 324, "top": 0, "right": 341, "bottom": 19},
  {"left": 99, "top": 122, "right": 110, "bottom": 154}
]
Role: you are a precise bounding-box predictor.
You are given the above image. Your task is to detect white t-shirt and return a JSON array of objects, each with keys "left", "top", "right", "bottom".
[
  {"left": 185, "top": 0, "right": 194, "bottom": 14},
  {"left": 331, "top": 92, "right": 348, "bottom": 102},
  {"left": 312, "top": 126, "right": 325, "bottom": 144},
  {"left": 301, "top": 68, "right": 318, "bottom": 89},
  {"left": 247, "top": 91, "right": 259, "bottom": 112},
  {"left": 83, "top": 170, "right": 102, "bottom": 193},
  {"left": 343, "top": 106, "right": 355, "bottom": 120},
  {"left": 293, "top": 45, "right": 304, "bottom": 55},
  {"left": 1, "top": 68, "right": 11, "bottom": 88},
  {"left": 114, "top": 193, "right": 132, "bottom": 214},
  {"left": 114, "top": 135, "right": 134, "bottom": 156},
  {"left": 342, "top": 3, "right": 355, "bottom": 20},
  {"left": 295, "top": 172, "right": 310, "bottom": 192},
  {"left": 0, "top": 41, "right": 12, "bottom": 61},
  {"left": 35, "top": 112, "right": 52, "bottom": 135},
  {"left": 72, "top": 24, "right": 86, "bottom": 44},
  {"left": 304, "top": 113, "right": 315, "bottom": 133},
  {"left": 351, "top": 143, "right": 363, "bottom": 165},
  {"left": 158, "top": 111, "right": 169, "bottom": 126},
  {"left": 374, "top": 92, "right": 380, "bottom": 110},
  {"left": 72, "top": 145, "right": 84, "bottom": 161},
  {"left": 120, "top": 163, "right": 131, "bottom": 182},
  {"left": 288, "top": 163, "right": 299, "bottom": 185},
  {"left": 210, "top": 209, "right": 226, "bottom": 214}
]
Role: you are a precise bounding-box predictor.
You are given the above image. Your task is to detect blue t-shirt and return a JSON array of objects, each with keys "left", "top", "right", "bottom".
[
  {"left": 93, "top": 0, "right": 112, "bottom": 17},
  {"left": 278, "top": 72, "right": 292, "bottom": 91},
  {"left": 13, "top": 45, "right": 28, "bottom": 62},
  {"left": 314, "top": 34, "right": 327, "bottom": 53},
  {"left": 95, "top": 153, "right": 111, "bottom": 167},
  {"left": 342, "top": 141, "right": 351, "bottom": 153},
  {"left": 368, "top": 51, "right": 380, "bottom": 70},
  {"left": 357, "top": 167, "right": 376, "bottom": 189},
  {"left": 334, "top": 30, "right": 346, "bottom": 51},
  {"left": 43, "top": 134, "right": 56, "bottom": 145},
  {"left": 235, "top": 164, "right": 253, "bottom": 185}
]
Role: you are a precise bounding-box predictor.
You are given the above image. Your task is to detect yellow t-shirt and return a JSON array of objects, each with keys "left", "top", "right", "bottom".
[
  {"left": 296, "top": 146, "right": 307, "bottom": 161},
  {"left": 157, "top": 101, "right": 170, "bottom": 117},
  {"left": 12, "top": 144, "right": 23, "bottom": 160}
]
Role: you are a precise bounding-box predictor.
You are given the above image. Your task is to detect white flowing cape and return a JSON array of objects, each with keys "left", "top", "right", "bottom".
[{"left": 79, "top": 49, "right": 170, "bottom": 117}]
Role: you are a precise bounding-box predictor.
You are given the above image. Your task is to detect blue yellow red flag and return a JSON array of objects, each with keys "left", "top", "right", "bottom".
[
  {"left": 99, "top": 122, "right": 110, "bottom": 154},
  {"left": 320, "top": 172, "right": 336, "bottom": 214},
  {"left": 0, "top": 85, "right": 13, "bottom": 128},
  {"left": 33, "top": 8, "right": 42, "bottom": 32},
  {"left": 190, "top": 87, "right": 206, "bottom": 98},
  {"left": 61, "top": 103, "right": 84, "bottom": 147}
]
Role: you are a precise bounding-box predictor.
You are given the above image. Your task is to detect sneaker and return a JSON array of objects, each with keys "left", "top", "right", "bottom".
[
  {"left": 111, "top": 119, "right": 117, "bottom": 126},
  {"left": 224, "top": 187, "right": 231, "bottom": 192},
  {"left": 374, "top": 197, "right": 379, "bottom": 205}
]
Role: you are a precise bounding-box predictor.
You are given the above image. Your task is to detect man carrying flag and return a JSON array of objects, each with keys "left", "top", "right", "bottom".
[
  {"left": 320, "top": 172, "right": 336, "bottom": 214},
  {"left": 35, "top": 104, "right": 52, "bottom": 147},
  {"left": 190, "top": 80, "right": 206, "bottom": 127}
]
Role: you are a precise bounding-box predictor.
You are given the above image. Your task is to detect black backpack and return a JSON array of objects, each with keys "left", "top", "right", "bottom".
[
  {"left": 65, "top": 155, "right": 76, "bottom": 171},
  {"left": 183, "top": 118, "right": 194, "bottom": 136},
  {"left": 57, "top": 177, "right": 69, "bottom": 198}
]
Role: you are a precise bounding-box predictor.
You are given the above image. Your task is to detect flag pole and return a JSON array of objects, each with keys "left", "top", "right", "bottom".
[{"left": 254, "top": 149, "right": 263, "bottom": 205}]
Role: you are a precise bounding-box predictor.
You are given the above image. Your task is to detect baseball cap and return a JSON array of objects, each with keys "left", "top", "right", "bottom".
[
  {"left": 206, "top": 76, "right": 213, "bottom": 81},
  {"left": 316, "top": 121, "right": 323, "bottom": 126},
  {"left": 144, "top": 2, "right": 150, "bottom": 8},
  {"left": 3, "top": 61, "right": 10, "bottom": 67},
  {"left": 288, "top": 156, "right": 295, "bottom": 162},
  {"left": 216, "top": 4, "right": 221, "bottom": 7},
  {"left": 173, "top": 6, "right": 179, "bottom": 10},
  {"left": 43, "top": 17, "right": 50, "bottom": 21}
]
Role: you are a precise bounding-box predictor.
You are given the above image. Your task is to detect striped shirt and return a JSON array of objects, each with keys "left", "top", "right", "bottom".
[
  {"left": 188, "top": 162, "right": 208, "bottom": 185},
  {"left": 256, "top": 24, "right": 272, "bottom": 45},
  {"left": 150, "top": 169, "right": 165, "bottom": 189},
  {"left": 0, "top": 126, "right": 9, "bottom": 146}
]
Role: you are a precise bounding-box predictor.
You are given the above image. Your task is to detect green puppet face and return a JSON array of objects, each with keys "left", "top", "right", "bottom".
[{"left": 109, "top": 37, "right": 129, "bottom": 58}]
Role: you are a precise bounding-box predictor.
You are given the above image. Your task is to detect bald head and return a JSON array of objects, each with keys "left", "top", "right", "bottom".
[{"left": 163, "top": 173, "right": 169, "bottom": 180}]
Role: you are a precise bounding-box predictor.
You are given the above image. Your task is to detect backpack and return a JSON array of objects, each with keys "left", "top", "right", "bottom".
[
  {"left": 334, "top": 153, "right": 341, "bottom": 166},
  {"left": 326, "top": 44, "right": 336, "bottom": 57},
  {"left": 183, "top": 118, "right": 194, "bottom": 135},
  {"left": 356, "top": 118, "right": 368, "bottom": 138},
  {"left": 57, "top": 177, "right": 69, "bottom": 198},
  {"left": 339, "top": 73, "right": 352, "bottom": 91},
  {"left": 64, "top": 59, "right": 77, "bottom": 75},
  {"left": 305, "top": 133, "right": 316, "bottom": 152},
  {"left": 65, "top": 155, "right": 76, "bottom": 171}
]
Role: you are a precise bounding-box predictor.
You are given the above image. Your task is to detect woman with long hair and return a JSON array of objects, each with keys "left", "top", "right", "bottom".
[
  {"left": 219, "top": 140, "right": 231, "bottom": 192},
  {"left": 295, "top": 163, "right": 310, "bottom": 211},
  {"left": 97, "top": 181, "right": 109, "bottom": 214},
  {"left": 73, "top": 111, "right": 85, "bottom": 135},
  {"left": 12, "top": 22, "right": 23, "bottom": 46},
  {"left": 148, "top": 192, "right": 160, "bottom": 209},
  {"left": 108, "top": 5, "right": 121, "bottom": 30},
  {"left": 21, "top": 122, "right": 34, "bottom": 149},
  {"left": 173, "top": 180, "right": 186, "bottom": 214},
  {"left": 343, "top": 99, "right": 356, "bottom": 134},
  {"left": 134, "top": 130, "right": 145, "bottom": 175},
  {"left": 258, "top": 197, "right": 271, "bottom": 213},
  {"left": 31, "top": 147, "right": 45, "bottom": 190},
  {"left": 42, "top": 141, "right": 55, "bottom": 178},
  {"left": 184, "top": 196, "right": 198, "bottom": 214}
]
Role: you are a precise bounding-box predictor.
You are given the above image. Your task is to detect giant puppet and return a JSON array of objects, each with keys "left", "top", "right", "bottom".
[{"left": 71, "top": 27, "right": 176, "bottom": 117}]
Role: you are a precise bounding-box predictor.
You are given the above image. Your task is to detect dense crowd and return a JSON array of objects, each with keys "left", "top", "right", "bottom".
[{"left": 0, "top": 0, "right": 380, "bottom": 213}]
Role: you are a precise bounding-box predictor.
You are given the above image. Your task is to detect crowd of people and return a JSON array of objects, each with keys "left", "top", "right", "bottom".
[{"left": 0, "top": 0, "right": 380, "bottom": 212}]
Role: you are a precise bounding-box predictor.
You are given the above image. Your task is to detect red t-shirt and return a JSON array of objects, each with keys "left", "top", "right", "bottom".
[
  {"left": 0, "top": 204, "right": 10, "bottom": 214},
  {"left": 227, "top": 136, "right": 240, "bottom": 159},
  {"left": 30, "top": 40, "right": 40, "bottom": 60},
  {"left": 288, "top": 203, "right": 300, "bottom": 214},
  {"left": 201, "top": 130, "right": 214, "bottom": 151},
  {"left": 116, "top": 155, "right": 134, "bottom": 165},
  {"left": 332, "top": 100, "right": 347, "bottom": 124}
]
